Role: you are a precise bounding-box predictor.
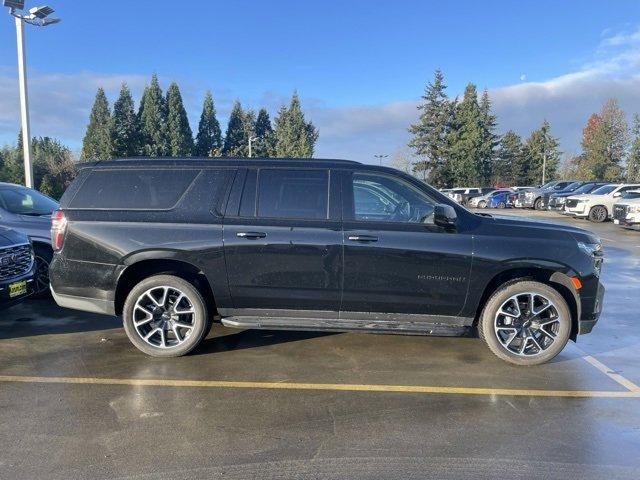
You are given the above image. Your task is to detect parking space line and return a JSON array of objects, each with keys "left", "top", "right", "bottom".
[
  {"left": 581, "top": 355, "right": 640, "bottom": 393},
  {"left": 0, "top": 374, "right": 638, "bottom": 398}
]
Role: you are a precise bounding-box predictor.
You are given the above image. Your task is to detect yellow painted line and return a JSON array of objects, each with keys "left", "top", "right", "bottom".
[
  {"left": 582, "top": 355, "right": 640, "bottom": 393},
  {"left": 0, "top": 375, "right": 638, "bottom": 398}
]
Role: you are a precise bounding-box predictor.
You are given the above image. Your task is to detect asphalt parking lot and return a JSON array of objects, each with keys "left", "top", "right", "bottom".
[{"left": 1, "top": 209, "right": 639, "bottom": 480}]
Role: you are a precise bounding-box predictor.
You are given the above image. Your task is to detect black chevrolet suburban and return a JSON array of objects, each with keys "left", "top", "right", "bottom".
[{"left": 49, "top": 158, "right": 605, "bottom": 365}]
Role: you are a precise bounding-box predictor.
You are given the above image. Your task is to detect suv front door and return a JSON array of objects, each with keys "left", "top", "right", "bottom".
[
  {"left": 222, "top": 168, "right": 342, "bottom": 314},
  {"left": 340, "top": 170, "right": 473, "bottom": 321}
]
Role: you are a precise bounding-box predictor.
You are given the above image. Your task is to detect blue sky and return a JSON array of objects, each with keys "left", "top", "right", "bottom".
[{"left": 2, "top": 0, "right": 640, "bottom": 163}]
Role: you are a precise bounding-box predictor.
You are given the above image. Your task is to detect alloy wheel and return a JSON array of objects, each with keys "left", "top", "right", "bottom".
[
  {"left": 33, "top": 255, "right": 50, "bottom": 295},
  {"left": 493, "top": 292, "right": 561, "bottom": 357},
  {"left": 133, "top": 286, "right": 196, "bottom": 349}
]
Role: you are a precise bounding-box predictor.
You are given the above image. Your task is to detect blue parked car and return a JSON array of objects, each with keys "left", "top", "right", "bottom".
[{"left": 487, "top": 189, "right": 513, "bottom": 209}]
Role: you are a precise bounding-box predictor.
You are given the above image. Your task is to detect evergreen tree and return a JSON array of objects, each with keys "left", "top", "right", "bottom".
[
  {"left": 223, "top": 101, "right": 246, "bottom": 156},
  {"left": 478, "top": 90, "right": 499, "bottom": 184},
  {"left": 81, "top": 88, "right": 112, "bottom": 161},
  {"left": 494, "top": 131, "right": 523, "bottom": 185},
  {"left": 274, "top": 92, "right": 318, "bottom": 157},
  {"left": 138, "top": 74, "right": 168, "bottom": 156},
  {"left": 579, "top": 99, "right": 629, "bottom": 181},
  {"left": 446, "top": 83, "right": 484, "bottom": 186},
  {"left": 194, "top": 91, "right": 223, "bottom": 157},
  {"left": 522, "top": 120, "right": 561, "bottom": 185},
  {"left": 408, "top": 69, "right": 452, "bottom": 186},
  {"left": 252, "top": 108, "right": 275, "bottom": 157},
  {"left": 166, "top": 82, "right": 194, "bottom": 156},
  {"left": 112, "top": 83, "right": 141, "bottom": 157},
  {"left": 627, "top": 114, "right": 640, "bottom": 182}
]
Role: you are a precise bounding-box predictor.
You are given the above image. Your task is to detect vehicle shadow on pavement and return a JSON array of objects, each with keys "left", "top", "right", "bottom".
[
  {"left": 196, "top": 329, "right": 338, "bottom": 355},
  {"left": 0, "top": 298, "right": 120, "bottom": 340}
]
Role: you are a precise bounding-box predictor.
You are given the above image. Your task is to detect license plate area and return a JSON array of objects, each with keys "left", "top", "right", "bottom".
[{"left": 9, "top": 280, "right": 27, "bottom": 298}]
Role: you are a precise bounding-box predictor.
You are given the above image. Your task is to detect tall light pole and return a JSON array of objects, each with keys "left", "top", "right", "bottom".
[
  {"left": 4, "top": 1, "right": 60, "bottom": 188},
  {"left": 374, "top": 154, "right": 388, "bottom": 166},
  {"left": 248, "top": 135, "right": 258, "bottom": 158}
]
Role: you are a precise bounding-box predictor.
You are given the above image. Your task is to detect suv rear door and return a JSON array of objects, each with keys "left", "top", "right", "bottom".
[
  {"left": 222, "top": 167, "right": 342, "bottom": 314},
  {"left": 340, "top": 169, "right": 473, "bottom": 319}
]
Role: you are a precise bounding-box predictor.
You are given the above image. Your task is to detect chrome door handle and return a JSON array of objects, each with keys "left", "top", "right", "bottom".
[
  {"left": 347, "top": 235, "right": 378, "bottom": 242},
  {"left": 236, "top": 231, "right": 267, "bottom": 239}
]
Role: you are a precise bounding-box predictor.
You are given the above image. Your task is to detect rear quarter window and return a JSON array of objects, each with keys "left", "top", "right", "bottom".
[{"left": 68, "top": 169, "right": 200, "bottom": 210}]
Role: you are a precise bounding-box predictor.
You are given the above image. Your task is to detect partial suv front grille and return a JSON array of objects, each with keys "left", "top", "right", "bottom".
[
  {"left": 0, "top": 244, "right": 33, "bottom": 281},
  {"left": 566, "top": 199, "right": 579, "bottom": 208},
  {"left": 613, "top": 204, "right": 628, "bottom": 221}
]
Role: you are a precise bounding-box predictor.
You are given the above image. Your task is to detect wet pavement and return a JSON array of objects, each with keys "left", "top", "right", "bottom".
[{"left": 1, "top": 210, "right": 639, "bottom": 479}]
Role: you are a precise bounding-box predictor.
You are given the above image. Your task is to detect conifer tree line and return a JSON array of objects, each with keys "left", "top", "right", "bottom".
[
  {"left": 80, "top": 74, "right": 318, "bottom": 161},
  {"left": 408, "top": 70, "right": 640, "bottom": 187}
]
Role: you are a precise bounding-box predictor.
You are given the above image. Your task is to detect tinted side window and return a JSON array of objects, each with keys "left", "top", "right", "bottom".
[
  {"left": 69, "top": 169, "right": 199, "bottom": 210},
  {"left": 351, "top": 172, "right": 436, "bottom": 224},
  {"left": 257, "top": 169, "right": 328, "bottom": 220}
]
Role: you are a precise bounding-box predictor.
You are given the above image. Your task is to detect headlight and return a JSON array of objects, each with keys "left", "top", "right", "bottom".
[
  {"left": 631, "top": 205, "right": 640, "bottom": 213},
  {"left": 557, "top": 197, "right": 566, "bottom": 204},
  {"left": 578, "top": 241, "right": 603, "bottom": 276},
  {"left": 525, "top": 191, "right": 534, "bottom": 198}
]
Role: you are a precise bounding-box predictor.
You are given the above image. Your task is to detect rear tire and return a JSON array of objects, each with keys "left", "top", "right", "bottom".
[
  {"left": 478, "top": 280, "right": 571, "bottom": 366},
  {"left": 588, "top": 205, "right": 608, "bottom": 223},
  {"left": 123, "top": 274, "right": 209, "bottom": 357},
  {"left": 533, "top": 198, "right": 543, "bottom": 210}
]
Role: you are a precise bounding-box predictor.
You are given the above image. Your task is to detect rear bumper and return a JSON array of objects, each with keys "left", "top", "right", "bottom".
[{"left": 50, "top": 285, "right": 116, "bottom": 315}]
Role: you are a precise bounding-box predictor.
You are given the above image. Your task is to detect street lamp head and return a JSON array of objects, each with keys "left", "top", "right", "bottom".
[
  {"left": 3, "top": 0, "right": 25, "bottom": 9},
  {"left": 41, "top": 16, "right": 59, "bottom": 25},
  {"left": 28, "top": 5, "right": 53, "bottom": 18}
]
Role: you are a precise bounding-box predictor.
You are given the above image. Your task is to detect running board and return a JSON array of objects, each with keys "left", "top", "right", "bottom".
[{"left": 220, "top": 316, "right": 469, "bottom": 336}]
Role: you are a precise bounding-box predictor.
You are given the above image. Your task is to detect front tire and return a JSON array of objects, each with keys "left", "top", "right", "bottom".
[
  {"left": 478, "top": 200, "right": 487, "bottom": 209},
  {"left": 478, "top": 280, "right": 571, "bottom": 366},
  {"left": 588, "top": 205, "right": 608, "bottom": 223},
  {"left": 496, "top": 201, "right": 506, "bottom": 209},
  {"left": 33, "top": 245, "right": 53, "bottom": 298},
  {"left": 123, "top": 275, "right": 209, "bottom": 357},
  {"left": 533, "top": 198, "right": 543, "bottom": 210}
]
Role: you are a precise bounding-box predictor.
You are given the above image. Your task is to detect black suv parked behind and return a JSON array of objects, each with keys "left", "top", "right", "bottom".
[{"left": 50, "top": 158, "right": 605, "bottom": 365}]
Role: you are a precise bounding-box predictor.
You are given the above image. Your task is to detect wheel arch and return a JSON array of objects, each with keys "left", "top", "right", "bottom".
[
  {"left": 114, "top": 257, "right": 218, "bottom": 317},
  {"left": 473, "top": 267, "right": 580, "bottom": 340}
]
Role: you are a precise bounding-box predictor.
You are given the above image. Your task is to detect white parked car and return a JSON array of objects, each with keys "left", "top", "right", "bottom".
[
  {"left": 563, "top": 183, "right": 640, "bottom": 222},
  {"left": 447, "top": 187, "right": 481, "bottom": 204},
  {"left": 612, "top": 190, "right": 640, "bottom": 230}
]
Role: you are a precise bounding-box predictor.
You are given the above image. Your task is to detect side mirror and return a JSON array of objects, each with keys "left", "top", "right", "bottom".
[{"left": 434, "top": 203, "right": 458, "bottom": 229}]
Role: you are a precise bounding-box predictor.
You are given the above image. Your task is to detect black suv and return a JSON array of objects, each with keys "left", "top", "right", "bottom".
[{"left": 49, "top": 158, "right": 605, "bottom": 365}]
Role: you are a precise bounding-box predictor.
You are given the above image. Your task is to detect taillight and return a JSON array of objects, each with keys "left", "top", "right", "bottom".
[{"left": 51, "top": 209, "right": 67, "bottom": 251}]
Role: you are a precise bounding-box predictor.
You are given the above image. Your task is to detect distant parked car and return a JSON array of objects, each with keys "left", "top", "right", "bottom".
[
  {"left": 612, "top": 190, "right": 640, "bottom": 230},
  {"left": 564, "top": 183, "right": 640, "bottom": 222},
  {"left": 468, "top": 189, "right": 512, "bottom": 208},
  {"left": 548, "top": 182, "right": 609, "bottom": 212},
  {"left": 540, "top": 181, "right": 590, "bottom": 210},
  {"left": 0, "top": 226, "right": 35, "bottom": 309},
  {"left": 448, "top": 187, "right": 481, "bottom": 204},
  {"left": 0, "top": 183, "right": 59, "bottom": 296},
  {"left": 518, "top": 181, "right": 577, "bottom": 210},
  {"left": 463, "top": 187, "right": 495, "bottom": 206}
]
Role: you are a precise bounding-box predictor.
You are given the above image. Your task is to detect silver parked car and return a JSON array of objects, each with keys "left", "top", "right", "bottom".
[{"left": 0, "top": 183, "right": 59, "bottom": 296}]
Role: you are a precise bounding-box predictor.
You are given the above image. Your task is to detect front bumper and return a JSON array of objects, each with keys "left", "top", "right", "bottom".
[
  {"left": 578, "top": 281, "right": 605, "bottom": 335},
  {"left": 0, "top": 265, "right": 36, "bottom": 309}
]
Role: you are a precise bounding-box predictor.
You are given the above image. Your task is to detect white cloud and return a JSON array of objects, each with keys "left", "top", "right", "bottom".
[{"left": 2, "top": 26, "right": 640, "bottom": 164}]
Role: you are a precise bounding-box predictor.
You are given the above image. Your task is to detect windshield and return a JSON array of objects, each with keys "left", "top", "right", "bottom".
[
  {"left": 565, "top": 182, "right": 582, "bottom": 191},
  {"left": 572, "top": 183, "right": 598, "bottom": 194},
  {"left": 540, "top": 181, "right": 556, "bottom": 189},
  {"left": 0, "top": 187, "right": 59, "bottom": 215},
  {"left": 591, "top": 184, "right": 617, "bottom": 195}
]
